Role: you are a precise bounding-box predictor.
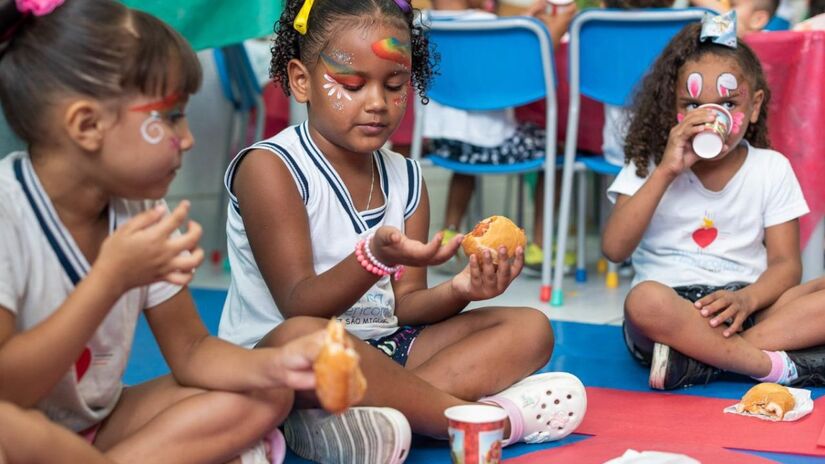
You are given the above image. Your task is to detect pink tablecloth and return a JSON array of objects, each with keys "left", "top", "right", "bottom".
[{"left": 745, "top": 31, "right": 825, "bottom": 246}]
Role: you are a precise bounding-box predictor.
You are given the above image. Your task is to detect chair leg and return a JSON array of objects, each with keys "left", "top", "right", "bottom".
[
  {"left": 606, "top": 260, "right": 619, "bottom": 288},
  {"left": 575, "top": 169, "right": 587, "bottom": 283},
  {"left": 551, "top": 162, "right": 577, "bottom": 307}
]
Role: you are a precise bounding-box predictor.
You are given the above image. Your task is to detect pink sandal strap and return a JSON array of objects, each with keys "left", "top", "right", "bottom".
[{"left": 481, "top": 396, "right": 523, "bottom": 446}]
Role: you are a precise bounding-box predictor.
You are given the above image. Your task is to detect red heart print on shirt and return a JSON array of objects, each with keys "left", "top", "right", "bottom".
[
  {"left": 692, "top": 217, "right": 718, "bottom": 249},
  {"left": 75, "top": 347, "right": 91, "bottom": 381}
]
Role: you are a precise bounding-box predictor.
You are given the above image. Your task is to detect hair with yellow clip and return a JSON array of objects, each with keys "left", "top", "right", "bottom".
[{"left": 272, "top": 0, "right": 436, "bottom": 103}]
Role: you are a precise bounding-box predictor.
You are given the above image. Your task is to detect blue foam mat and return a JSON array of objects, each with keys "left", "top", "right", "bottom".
[{"left": 125, "top": 288, "right": 825, "bottom": 463}]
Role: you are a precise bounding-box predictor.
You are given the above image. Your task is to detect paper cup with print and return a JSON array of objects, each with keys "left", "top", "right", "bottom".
[
  {"left": 546, "top": 0, "right": 575, "bottom": 14},
  {"left": 692, "top": 103, "right": 733, "bottom": 159},
  {"left": 445, "top": 405, "right": 507, "bottom": 464}
]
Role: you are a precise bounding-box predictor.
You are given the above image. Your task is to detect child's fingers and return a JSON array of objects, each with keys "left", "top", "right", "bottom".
[
  {"left": 167, "top": 220, "right": 203, "bottom": 253},
  {"left": 702, "top": 297, "right": 730, "bottom": 318},
  {"left": 723, "top": 313, "right": 747, "bottom": 337},
  {"left": 165, "top": 247, "right": 204, "bottom": 274},
  {"left": 495, "top": 247, "right": 512, "bottom": 289},
  {"left": 163, "top": 270, "right": 195, "bottom": 286},
  {"left": 480, "top": 250, "right": 496, "bottom": 285},
  {"left": 469, "top": 255, "right": 482, "bottom": 287},
  {"left": 283, "top": 371, "right": 316, "bottom": 391},
  {"left": 709, "top": 304, "right": 736, "bottom": 328},
  {"left": 152, "top": 201, "right": 190, "bottom": 237},
  {"left": 120, "top": 205, "right": 166, "bottom": 232}
]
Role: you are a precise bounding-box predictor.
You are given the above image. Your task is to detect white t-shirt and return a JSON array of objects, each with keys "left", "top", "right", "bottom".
[
  {"left": 0, "top": 152, "right": 182, "bottom": 431},
  {"left": 419, "top": 10, "right": 517, "bottom": 148},
  {"left": 602, "top": 104, "right": 630, "bottom": 166},
  {"left": 218, "top": 122, "right": 423, "bottom": 348},
  {"left": 607, "top": 142, "right": 809, "bottom": 288}
]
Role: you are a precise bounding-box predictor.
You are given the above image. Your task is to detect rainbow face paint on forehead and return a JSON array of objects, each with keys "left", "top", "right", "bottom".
[
  {"left": 371, "top": 37, "right": 411, "bottom": 69},
  {"left": 320, "top": 52, "right": 362, "bottom": 106}
]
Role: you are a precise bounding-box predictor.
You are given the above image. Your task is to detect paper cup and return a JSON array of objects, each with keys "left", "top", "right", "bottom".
[
  {"left": 692, "top": 103, "right": 732, "bottom": 159},
  {"left": 445, "top": 405, "right": 507, "bottom": 464},
  {"left": 546, "top": 0, "right": 574, "bottom": 14}
]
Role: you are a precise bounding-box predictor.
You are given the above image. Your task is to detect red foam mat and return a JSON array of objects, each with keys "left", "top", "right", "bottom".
[
  {"left": 580, "top": 387, "right": 825, "bottom": 456},
  {"left": 505, "top": 436, "right": 776, "bottom": 463}
]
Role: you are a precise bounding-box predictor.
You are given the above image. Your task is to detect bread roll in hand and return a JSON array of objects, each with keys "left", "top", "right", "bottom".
[
  {"left": 461, "top": 215, "right": 526, "bottom": 265},
  {"left": 735, "top": 382, "right": 795, "bottom": 419},
  {"left": 313, "top": 319, "right": 367, "bottom": 414}
]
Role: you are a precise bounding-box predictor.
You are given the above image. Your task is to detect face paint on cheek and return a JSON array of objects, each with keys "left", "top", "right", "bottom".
[
  {"left": 320, "top": 53, "right": 361, "bottom": 104},
  {"left": 687, "top": 72, "right": 703, "bottom": 99},
  {"left": 393, "top": 87, "right": 408, "bottom": 108},
  {"left": 677, "top": 113, "right": 685, "bottom": 123},
  {"left": 140, "top": 112, "right": 165, "bottom": 145},
  {"left": 371, "top": 37, "right": 411, "bottom": 69},
  {"left": 170, "top": 136, "right": 182, "bottom": 150},
  {"left": 731, "top": 111, "right": 746, "bottom": 134},
  {"left": 716, "top": 73, "right": 738, "bottom": 97}
]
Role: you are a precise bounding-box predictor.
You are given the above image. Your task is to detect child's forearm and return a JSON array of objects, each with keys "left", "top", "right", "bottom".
[
  {"left": 274, "top": 255, "right": 382, "bottom": 319},
  {"left": 741, "top": 257, "right": 802, "bottom": 312},
  {"left": 602, "top": 169, "right": 675, "bottom": 262},
  {"left": 167, "top": 337, "right": 289, "bottom": 391},
  {"left": 395, "top": 280, "right": 469, "bottom": 325},
  {"left": 0, "top": 269, "right": 122, "bottom": 406}
]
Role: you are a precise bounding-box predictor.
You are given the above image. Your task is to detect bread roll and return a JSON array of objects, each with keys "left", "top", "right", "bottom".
[
  {"left": 735, "top": 382, "right": 795, "bottom": 419},
  {"left": 313, "top": 319, "right": 367, "bottom": 414},
  {"left": 461, "top": 215, "right": 527, "bottom": 265}
]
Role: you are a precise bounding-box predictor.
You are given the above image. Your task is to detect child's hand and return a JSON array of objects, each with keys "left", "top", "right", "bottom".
[
  {"left": 694, "top": 289, "right": 756, "bottom": 337},
  {"left": 370, "top": 226, "right": 462, "bottom": 267},
  {"left": 661, "top": 109, "right": 722, "bottom": 178},
  {"left": 275, "top": 329, "right": 325, "bottom": 390},
  {"left": 450, "top": 245, "right": 524, "bottom": 301},
  {"left": 96, "top": 201, "right": 204, "bottom": 292},
  {"left": 528, "top": 0, "right": 577, "bottom": 48}
]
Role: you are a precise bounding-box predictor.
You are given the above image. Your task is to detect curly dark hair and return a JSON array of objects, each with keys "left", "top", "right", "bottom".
[
  {"left": 624, "top": 23, "right": 771, "bottom": 178},
  {"left": 270, "top": 0, "right": 434, "bottom": 103}
]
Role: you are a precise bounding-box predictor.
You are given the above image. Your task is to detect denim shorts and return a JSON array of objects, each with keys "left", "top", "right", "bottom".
[
  {"left": 623, "top": 282, "right": 755, "bottom": 366},
  {"left": 366, "top": 325, "right": 425, "bottom": 367}
]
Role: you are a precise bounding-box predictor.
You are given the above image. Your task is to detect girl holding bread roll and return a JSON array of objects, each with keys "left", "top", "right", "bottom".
[{"left": 217, "top": 0, "right": 587, "bottom": 461}]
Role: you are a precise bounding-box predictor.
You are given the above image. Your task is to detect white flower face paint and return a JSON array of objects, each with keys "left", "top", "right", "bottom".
[
  {"left": 323, "top": 73, "right": 354, "bottom": 103},
  {"left": 140, "top": 111, "right": 165, "bottom": 145},
  {"left": 716, "top": 73, "right": 738, "bottom": 97},
  {"left": 687, "top": 72, "right": 703, "bottom": 98}
]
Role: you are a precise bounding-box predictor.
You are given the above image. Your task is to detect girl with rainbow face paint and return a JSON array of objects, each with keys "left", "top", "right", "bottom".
[{"left": 219, "top": 1, "right": 588, "bottom": 461}]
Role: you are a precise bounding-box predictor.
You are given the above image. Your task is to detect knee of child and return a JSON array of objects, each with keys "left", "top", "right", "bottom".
[
  {"left": 625, "top": 281, "right": 670, "bottom": 329},
  {"left": 222, "top": 389, "right": 294, "bottom": 436},
  {"left": 259, "top": 316, "right": 328, "bottom": 347},
  {"left": 512, "top": 307, "right": 554, "bottom": 365}
]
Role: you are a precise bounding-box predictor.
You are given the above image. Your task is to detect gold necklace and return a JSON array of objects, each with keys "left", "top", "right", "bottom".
[{"left": 365, "top": 157, "right": 375, "bottom": 210}]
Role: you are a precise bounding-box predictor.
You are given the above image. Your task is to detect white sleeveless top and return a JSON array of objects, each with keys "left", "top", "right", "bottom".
[{"left": 218, "top": 122, "right": 423, "bottom": 348}]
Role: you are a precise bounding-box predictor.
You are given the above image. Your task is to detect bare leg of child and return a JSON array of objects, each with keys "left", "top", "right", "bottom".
[
  {"left": 625, "top": 281, "right": 770, "bottom": 377},
  {"left": 444, "top": 174, "right": 475, "bottom": 231},
  {"left": 743, "top": 277, "right": 825, "bottom": 350},
  {"left": 93, "top": 376, "right": 292, "bottom": 464},
  {"left": 0, "top": 402, "right": 114, "bottom": 464},
  {"left": 261, "top": 308, "right": 554, "bottom": 439}
]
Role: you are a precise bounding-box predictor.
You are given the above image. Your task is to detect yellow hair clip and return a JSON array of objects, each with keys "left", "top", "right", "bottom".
[{"left": 293, "top": 0, "right": 315, "bottom": 35}]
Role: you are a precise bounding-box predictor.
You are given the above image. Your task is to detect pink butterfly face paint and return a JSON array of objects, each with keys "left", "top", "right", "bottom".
[
  {"left": 716, "top": 73, "right": 738, "bottom": 97},
  {"left": 371, "top": 37, "right": 411, "bottom": 69},
  {"left": 130, "top": 94, "right": 183, "bottom": 145},
  {"left": 320, "top": 52, "right": 363, "bottom": 109},
  {"left": 731, "top": 111, "right": 745, "bottom": 134},
  {"left": 687, "top": 73, "right": 703, "bottom": 99}
]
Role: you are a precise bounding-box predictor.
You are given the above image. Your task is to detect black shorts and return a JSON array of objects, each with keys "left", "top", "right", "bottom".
[
  {"left": 366, "top": 325, "right": 425, "bottom": 367},
  {"left": 623, "top": 282, "right": 755, "bottom": 366}
]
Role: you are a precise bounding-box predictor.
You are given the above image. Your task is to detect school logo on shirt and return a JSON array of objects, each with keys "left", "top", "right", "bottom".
[{"left": 692, "top": 216, "right": 718, "bottom": 249}]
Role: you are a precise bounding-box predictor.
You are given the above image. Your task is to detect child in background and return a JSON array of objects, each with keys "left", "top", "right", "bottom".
[
  {"left": 0, "top": 1, "right": 327, "bottom": 463},
  {"left": 691, "top": 0, "right": 780, "bottom": 34},
  {"left": 218, "top": 0, "right": 587, "bottom": 461},
  {"left": 603, "top": 12, "right": 825, "bottom": 391},
  {"left": 424, "top": 0, "right": 577, "bottom": 275}
]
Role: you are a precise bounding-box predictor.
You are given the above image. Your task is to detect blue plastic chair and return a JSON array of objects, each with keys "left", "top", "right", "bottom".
[
  {"left": 411, "top": 15, "right": 559, "bottom": 299},
  {"left": 764, "top": 15, "right": 791, "bottom": 30},
  {"left": 551, "top": 8, "right": 711, "bottom": 306}
]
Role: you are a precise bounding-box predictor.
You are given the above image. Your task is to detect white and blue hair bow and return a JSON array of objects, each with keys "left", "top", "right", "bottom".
[{"left": 700, "top": 10, "right": 737, "bottom": 48}]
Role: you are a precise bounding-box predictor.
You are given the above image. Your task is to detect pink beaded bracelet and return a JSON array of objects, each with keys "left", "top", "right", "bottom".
[{"left": 355, "top": 234, "right": 405, "bottom": 281}]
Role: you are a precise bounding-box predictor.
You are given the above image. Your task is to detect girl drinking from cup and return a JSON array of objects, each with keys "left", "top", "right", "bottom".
[{"left": 603, "top": 12, "right": 825, "bottom": 391}]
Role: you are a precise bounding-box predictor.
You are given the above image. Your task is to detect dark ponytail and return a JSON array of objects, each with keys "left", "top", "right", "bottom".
[
  {"left": 0, "top": 0, "right": 202, "bottom": 147},
  {"left": 0, "top": 0, "right": 25, "bottom": 48}
]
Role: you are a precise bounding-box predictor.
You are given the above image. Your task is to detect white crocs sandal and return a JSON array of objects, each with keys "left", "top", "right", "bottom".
[
  {"left": 482, "top": 372, "right": 587, "bottom": 445},
  {"left": 240, "top": 428, "right": 286, "bottom": 464}
]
